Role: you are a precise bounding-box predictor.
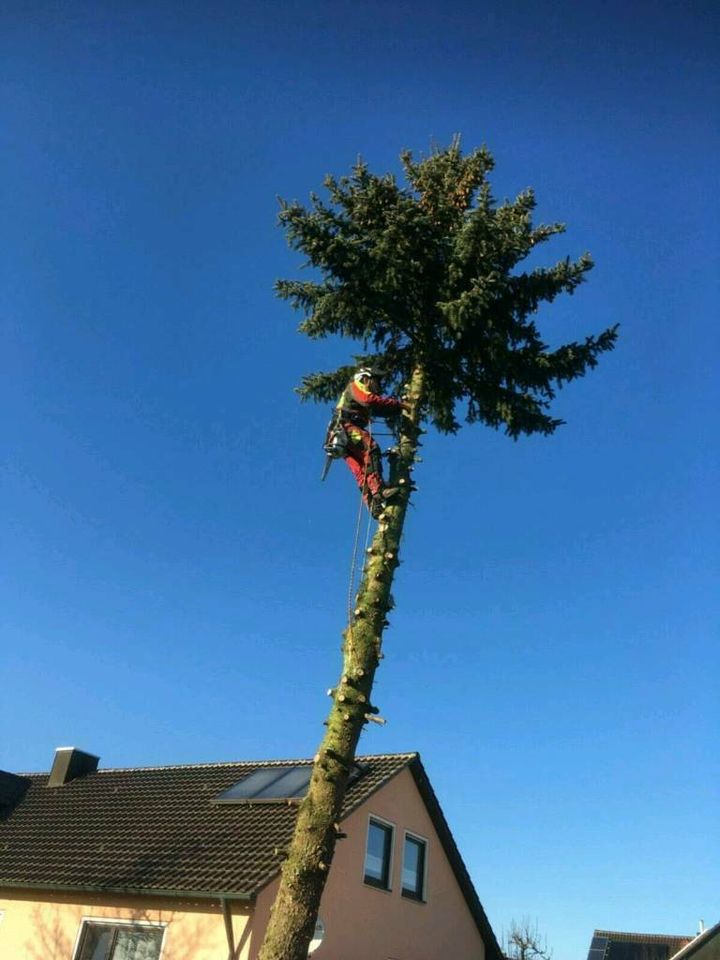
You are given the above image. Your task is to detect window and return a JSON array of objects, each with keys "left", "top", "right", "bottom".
[
  {"left": 401, "top": 833, "right": 427, "bottom": 901},
  {"left": 74, "top": 921, "right": 164, "bottom": 960},
  {"left": 364, "top": 817, "right": 393, "bottom": 889}
]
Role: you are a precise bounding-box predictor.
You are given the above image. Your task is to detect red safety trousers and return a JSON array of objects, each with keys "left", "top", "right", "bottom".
[{"left": 341, "top": 423, "right": 383, "bottom": 504}]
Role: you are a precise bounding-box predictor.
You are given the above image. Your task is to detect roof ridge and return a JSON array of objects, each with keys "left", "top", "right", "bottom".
[
  {"left": 595, "top": 932, "right": 693, "bottom": 941},
  {"left": 17, "top": 751, "right": 418, "bottom": 776}
]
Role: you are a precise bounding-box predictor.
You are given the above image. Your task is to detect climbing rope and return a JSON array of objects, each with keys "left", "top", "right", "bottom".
[{"left": 346, "top": 424, "right": 374, "bottom": 627}]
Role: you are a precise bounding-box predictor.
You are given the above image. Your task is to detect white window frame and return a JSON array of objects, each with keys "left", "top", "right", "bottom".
[
  {"left": 401, "top": 829, "right": 429, "bottom": 903},
  {"left": 362, "top": 814, "right": 395, "bottom": 892},
  {"left": 71, "top": 916, "right": 167, "bottom": 960}
]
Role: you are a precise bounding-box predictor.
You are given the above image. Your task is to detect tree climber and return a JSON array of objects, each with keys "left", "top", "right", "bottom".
[{"left": 333, "top": 368, "right": 408, "bottom": 519}]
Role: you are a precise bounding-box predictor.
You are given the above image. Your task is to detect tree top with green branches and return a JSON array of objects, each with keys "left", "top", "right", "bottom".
[{"left": 277, "top": 138, "right": 617, "bottom": 437}]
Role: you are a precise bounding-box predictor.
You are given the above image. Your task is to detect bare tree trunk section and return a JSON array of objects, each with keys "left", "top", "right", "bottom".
[{"left": 257, "top": 367, "right": 425, "bottom": 960}]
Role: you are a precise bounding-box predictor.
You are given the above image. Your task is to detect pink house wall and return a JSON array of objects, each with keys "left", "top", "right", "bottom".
[{"left": 250, "top": 767, "right": 487, "bottom": 960}]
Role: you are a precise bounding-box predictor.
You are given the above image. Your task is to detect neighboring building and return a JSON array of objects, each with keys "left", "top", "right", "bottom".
[
  {"left": 669, "top": 923, "right": 720, "bottom": 960},
  {"left": 586, "top": 927, "right": 720, "bottom": 960},
  {"left": 586, "top": 930, "right": 694, "bottom": 960},
  {"left": 0, "top": 747, "right": 502, "bottom": 960}
]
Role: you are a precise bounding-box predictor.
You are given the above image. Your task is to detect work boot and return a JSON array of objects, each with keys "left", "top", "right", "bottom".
[{"left": 379, "top": 486, "right": 400, "bottom": 502}]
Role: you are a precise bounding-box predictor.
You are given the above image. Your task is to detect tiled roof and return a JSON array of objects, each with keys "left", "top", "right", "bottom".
[{"left": 0, "top": 753, "right": 413, "bottom": 898}]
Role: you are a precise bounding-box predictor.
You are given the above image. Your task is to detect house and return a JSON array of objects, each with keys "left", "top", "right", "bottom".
[
  {"left": 0, "top": 747, "right": 502, "bottom": 960},
  {"left": 586, "top": 926, "right": 720, "bottom": 960}
]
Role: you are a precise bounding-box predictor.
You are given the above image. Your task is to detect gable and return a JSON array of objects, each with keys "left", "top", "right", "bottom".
[{"left": 251, "top": 764, "right": 500, "bottom": 960}]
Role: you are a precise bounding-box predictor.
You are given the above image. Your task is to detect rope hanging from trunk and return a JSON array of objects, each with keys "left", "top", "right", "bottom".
[{"left": 346, "top": 424, "right": 373, "bottom": 625}]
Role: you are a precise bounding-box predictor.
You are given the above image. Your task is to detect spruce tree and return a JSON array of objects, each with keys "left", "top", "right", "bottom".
[{"left": 258, "top": 140, "right": 617, "bottom": 960}]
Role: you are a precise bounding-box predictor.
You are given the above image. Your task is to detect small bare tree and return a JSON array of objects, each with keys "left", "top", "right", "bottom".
[{"left": 505, "top": 918, "right": 553, "bottom": 960}]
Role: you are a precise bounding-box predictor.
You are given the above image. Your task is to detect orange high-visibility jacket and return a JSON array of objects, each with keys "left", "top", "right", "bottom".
[{"left": 336, "top": 381, "right": 403, "bottom": 428}]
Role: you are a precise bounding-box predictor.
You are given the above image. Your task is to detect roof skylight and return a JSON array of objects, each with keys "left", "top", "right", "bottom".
[
  {"left": 213, "top": 762, "right": 366, "bottom": 803},
  {"left": 214, "top": 766, "right": 312, "bottom": 803}
]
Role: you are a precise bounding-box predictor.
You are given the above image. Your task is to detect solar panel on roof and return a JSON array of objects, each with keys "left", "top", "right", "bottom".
[
  {"left": 588, "top": 937, "right": 609, "bottom": 960},
  {"left": 214, "top": 766, "right": 312, "bottom": 802},
  {"left": 259, "top": 766, "right": 313, "bottom": 798},
  {"left": 213, "top": 762, "right": 367, "bottom": 803}
]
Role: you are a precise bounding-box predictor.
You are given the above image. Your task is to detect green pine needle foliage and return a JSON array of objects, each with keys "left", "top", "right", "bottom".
[{"left": 277, "top": 139, "right": 618, "bottom": 437}]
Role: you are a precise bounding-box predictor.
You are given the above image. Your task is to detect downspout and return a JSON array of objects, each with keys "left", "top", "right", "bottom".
[{"left": 221, "top": 897, "right": 236, "bottom": 960}]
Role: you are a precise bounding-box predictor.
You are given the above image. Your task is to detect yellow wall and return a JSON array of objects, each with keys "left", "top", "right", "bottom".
[{"left": 0, "top": 889, "right": 251, "bottom": 960}]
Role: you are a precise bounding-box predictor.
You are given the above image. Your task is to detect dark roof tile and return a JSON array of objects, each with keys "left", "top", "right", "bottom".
[{"left": 0, "top": 753, "right": 413, "bottom": 897}]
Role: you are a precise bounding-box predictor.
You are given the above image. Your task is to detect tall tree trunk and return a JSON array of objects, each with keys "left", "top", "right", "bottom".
[{"left": 257, "top": 366, "right": 425, "bottom": 960}]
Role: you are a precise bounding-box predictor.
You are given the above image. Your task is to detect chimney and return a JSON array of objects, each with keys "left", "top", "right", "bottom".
[{"left": 47, "top": 747, "right": 99, "bottom": 787}]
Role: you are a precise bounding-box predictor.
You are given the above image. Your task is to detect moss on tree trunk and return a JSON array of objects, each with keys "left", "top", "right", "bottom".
[{"left": 257, "top": 367, "right": 424, "bottom": 960}]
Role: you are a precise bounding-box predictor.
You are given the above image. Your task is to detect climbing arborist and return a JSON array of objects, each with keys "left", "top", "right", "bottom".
[{"left": 331, "top": 367, "right": 408, "bottom": 519}]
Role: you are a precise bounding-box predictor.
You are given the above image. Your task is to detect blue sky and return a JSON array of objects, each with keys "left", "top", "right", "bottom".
[{"left": 2, "top": 1, "right": 718, "bottom": 956}]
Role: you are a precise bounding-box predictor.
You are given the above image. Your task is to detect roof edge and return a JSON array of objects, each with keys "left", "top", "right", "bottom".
[
  {"left": 595, "top": 931, "right": 694, "bottom": 942},
  {"left": 0, "top": 879, "right": 253, "bottom": 902},
  {"left": 339, "top": 752, "right": 418, "bottom": 822}
]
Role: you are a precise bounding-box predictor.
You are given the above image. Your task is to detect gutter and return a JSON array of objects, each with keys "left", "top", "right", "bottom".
[{"left": 0, "top": 878, "right": 254, "bottom": 903}]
